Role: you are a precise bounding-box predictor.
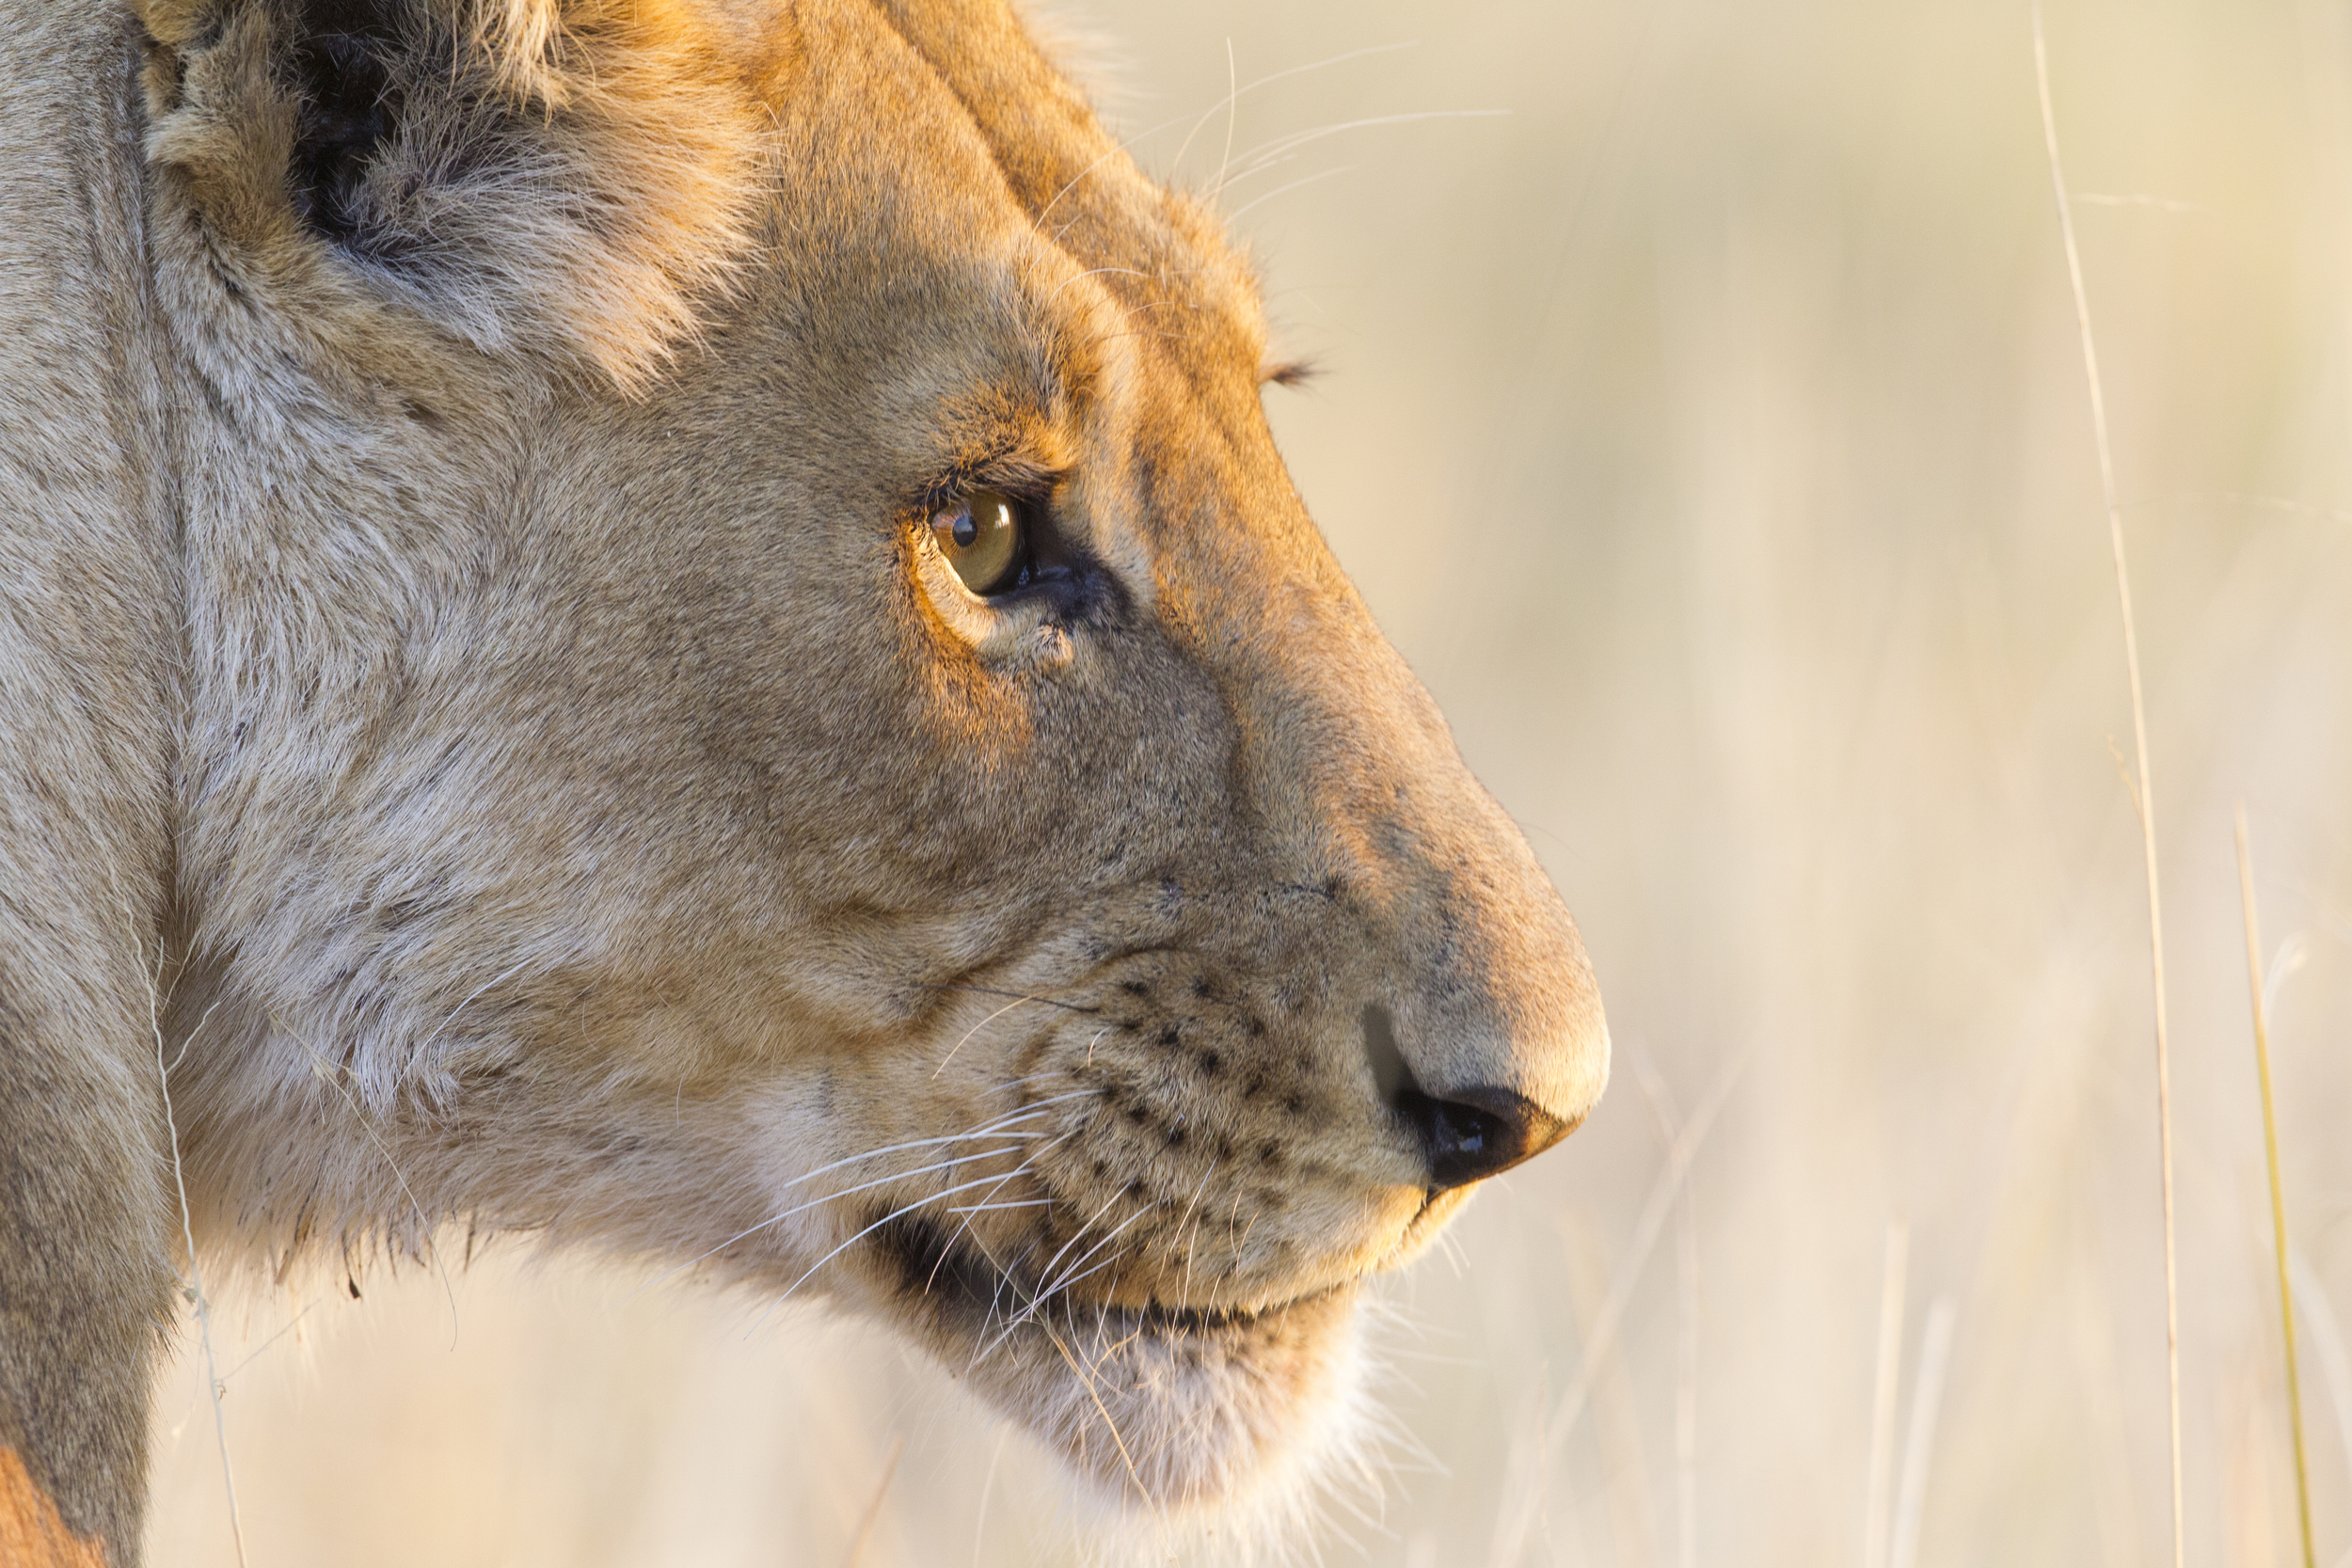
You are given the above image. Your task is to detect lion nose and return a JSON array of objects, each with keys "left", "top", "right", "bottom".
[
  {"left": 1395, "top": 1083, "right": 1571, "bottom": 1189},
  {"left": 1362, "top": 1004, "right": 1581, "bottom": 1190}
]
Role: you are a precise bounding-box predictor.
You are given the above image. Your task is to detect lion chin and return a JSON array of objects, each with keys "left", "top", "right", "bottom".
[
  {"left": 880, "top": 1214, "right": 1372, "bottom": 1517},
  {"left": 0, "top": 0, "right": 1607, "bottom": 1560}
]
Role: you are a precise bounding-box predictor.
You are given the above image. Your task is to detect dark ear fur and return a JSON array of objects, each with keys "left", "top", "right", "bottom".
[
  {"left": 285, "top": 1, "right": 405, "bottom": 246},
  {"left": 139, "top": 0, "right": 785, "bottom": 390}
]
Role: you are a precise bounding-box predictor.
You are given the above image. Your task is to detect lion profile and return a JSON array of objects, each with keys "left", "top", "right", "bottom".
[{"left": 0, "top": 1, "right": 1608, "bottom": 1561}]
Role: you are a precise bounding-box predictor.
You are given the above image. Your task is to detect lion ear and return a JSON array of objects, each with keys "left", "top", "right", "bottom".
[{"left": 137, "top": 0, "right": 783, "bottom": 391}]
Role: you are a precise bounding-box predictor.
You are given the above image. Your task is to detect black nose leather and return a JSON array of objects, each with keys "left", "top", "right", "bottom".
[
  {"left": 1392, "top": 1083, "right": 1568, "bottom": 1189},
  {"left": 1362, "top": 1004, "right": 1574, "bottom": 1190}
]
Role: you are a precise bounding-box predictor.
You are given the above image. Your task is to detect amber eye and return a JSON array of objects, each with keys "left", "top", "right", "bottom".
[{"left": 928, "top": 489, "right": 1025, "bottom": 594}]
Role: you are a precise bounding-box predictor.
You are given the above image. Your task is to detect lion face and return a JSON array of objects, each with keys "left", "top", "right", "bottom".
[{"left": 140, "top": 0, "right": 1607, "bottom": 1518}]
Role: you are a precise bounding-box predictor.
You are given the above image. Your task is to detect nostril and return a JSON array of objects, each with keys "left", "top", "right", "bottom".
[
  {"left": 1394, "top": 1084, "right": 1562, "bottom": 1189},
  {"left": 1361, "top": 1004, "right": 1573, "bottom": 1191}
]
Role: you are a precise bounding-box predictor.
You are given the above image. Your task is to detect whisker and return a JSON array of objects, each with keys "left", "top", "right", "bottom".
[
  {"left": 980, "top": 1217, "right": 1149, "bottom": 1360},
  {"left": 975, "top": 1238, "right": 1035, "bottom": 1355},
  {"left": 1045, "top": 1324, "right": 1149, "bottom": 1502},
  {"left": 1226, "top": 165, "right": 1354, "bottom": 223},
  {"left": 1098, "top": 1318, "right": 1150, "bottom": 1360},
  {"left": 1025, "top": 38, "right": 1406, "bottom": 261},
  {"left": 770, "top": 1087, "right": 1093, "bottom": 1193},
  {"left": 914, "top": 983, "right": 1099, "bottom": 1016},
  {"left": 1171, "top": 1158, "right": 1221, "bottom": 1312},
  {"left": 1168, "top": 40, "right": 1421, "bottom": 178},
  {"left": 630, "top": 1130, "right": 1060, "bottom": 1295},
  {"left": 1168, "top": 40, "right": 1233, "bottom": 179},
  {"left": 1232, "top": 1208, "right": 1263, "bottom": 1262},
  {"left": 936, "top": 1151, "right": 1047, "bottom": 1266},
  {"left": 1041, "top": 1203, "right": 1152, "bottom": 1301},
  {"left": 1034, "top": 1247, "right": 1128, "bottom": 1311},
  {"left": 966, "top": 1190, "right": 1131, "bottom": 1368},
  {"left": 976, "top": 1069, "right": 1077, "bottom": 1099},
  {"left": 750, "top": 1169, "right": 1047, "bottom": 1331},
  {"left": 1026, "top": 1188, "right": 1129, "bottom": 1305},
  {"left": 1040, "top": 265, "right": 1152, "bottom": 312},
  {"left": 925, "top": 1160, "right": 1041, "bottom": 1294},
  {"left": 1212, "top": 40, "right": 1238, "bottom": 206},
  {"left": 925, "top": 1124, "right": 1085, "bottom": 1292},
  {"left": 1031, "top": 141, "right": 1141, "bottom": 246},
  {"left": 1215, "top": 109, "right": 1508, "bottom": 196},
  {"left": 934, "top": 992, "right": 1086, "bottom": 1079}
]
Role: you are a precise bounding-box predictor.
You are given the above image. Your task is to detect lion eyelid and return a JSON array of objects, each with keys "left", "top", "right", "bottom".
[{"left": 914, "top": 457, "right": 1067, "bottom": 518}]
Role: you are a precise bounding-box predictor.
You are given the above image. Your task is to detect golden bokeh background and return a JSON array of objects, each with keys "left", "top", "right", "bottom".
[{"left": 150, "top": 1, "right": 2352, "bottom": 1562}]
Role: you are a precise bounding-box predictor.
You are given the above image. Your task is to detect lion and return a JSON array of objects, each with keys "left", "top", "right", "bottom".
[{"left": 0, "top": 0, "right": 1610, "bottom": 1561}]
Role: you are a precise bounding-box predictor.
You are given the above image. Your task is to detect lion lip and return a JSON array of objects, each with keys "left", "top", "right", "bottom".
[{"left": 867, "top": 1210, "right": 1341, "bottom": 1340}]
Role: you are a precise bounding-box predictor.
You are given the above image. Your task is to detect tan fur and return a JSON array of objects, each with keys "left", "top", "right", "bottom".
[
  {"left": 0, "top": 0, "right": 1608, "bottom": 1560},
  {"left": 1, "top": 1449, "right": 108, "bottom": 1568}
]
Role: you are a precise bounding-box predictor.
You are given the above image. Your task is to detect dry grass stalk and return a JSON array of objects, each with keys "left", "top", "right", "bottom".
[
  {"left": 844, "top": 1434, "right": 907, "bottom": 1568},
  {"left": 1888, "top": 1298, "right": 1956, "bottom": 1568},
  {"left": 1674, "top": 1146, "right": 1699, "bottom": 1568},
  {"left": 1863, "top": 1221, "right": 1909, "bottom": 1568},
  {"left": 138, "top": 929, "right": 249, "bottom": 1568},
  {"left": 1486, "top": 1048, "right": 1750, "bottom": 1567},
  {"left": 2234, "top": 807, "right": 2317, "bottom": 1568},
  {"left": 2030, "top": 8, "right": 2185, "bottom": 1563},
  {"left": 1629, "top": 1053, "right": 1704, "bottom": 1568}
]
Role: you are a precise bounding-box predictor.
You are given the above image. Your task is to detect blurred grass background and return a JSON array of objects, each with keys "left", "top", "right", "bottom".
[{"left": 148, "top": 0, "right": 2352, "bottom": 1562}]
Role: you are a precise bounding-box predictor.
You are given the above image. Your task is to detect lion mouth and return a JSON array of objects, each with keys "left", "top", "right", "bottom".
[
  {"left": 866, "top": 1210, "right": 1328, "bottom": 1338},
  {"left": 863, "top": 1211, "right": 1370, "bottom": 1511}
]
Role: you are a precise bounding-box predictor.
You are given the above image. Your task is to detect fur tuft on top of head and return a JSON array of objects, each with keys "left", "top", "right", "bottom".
[{"left": 135, "top": 0, "right": 788, "bottom": 390}]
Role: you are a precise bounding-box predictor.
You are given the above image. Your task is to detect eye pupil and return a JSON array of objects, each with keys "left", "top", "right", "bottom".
[{"left": 952, "top": 511, "right": 978, "bottom": 547}]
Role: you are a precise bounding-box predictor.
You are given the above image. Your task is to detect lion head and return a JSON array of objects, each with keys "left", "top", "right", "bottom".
[{"left": 7, "top": 0, "right": 1606, "bottom": 1552}]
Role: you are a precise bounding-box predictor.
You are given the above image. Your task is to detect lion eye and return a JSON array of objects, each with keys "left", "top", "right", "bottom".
[{"left": 929, "top": 489, "right": 1025, "bottom": 594}]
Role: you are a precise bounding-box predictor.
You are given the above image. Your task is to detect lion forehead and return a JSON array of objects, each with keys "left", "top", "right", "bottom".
[{"left": 837, "top": 0, "right": 1269, "bottom": 363}]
